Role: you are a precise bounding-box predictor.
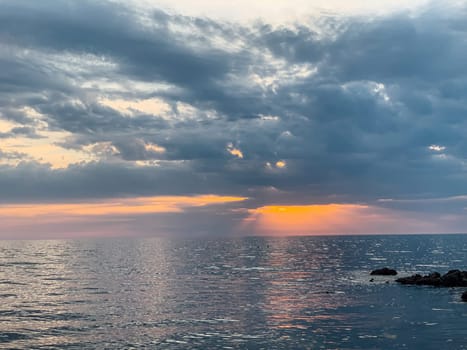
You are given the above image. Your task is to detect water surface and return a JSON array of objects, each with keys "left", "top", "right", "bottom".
[{"left": 1, "top": 234, "right": 467, "bottom": 349}]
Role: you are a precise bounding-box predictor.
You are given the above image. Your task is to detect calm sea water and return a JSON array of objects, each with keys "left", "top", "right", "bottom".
[{"left": 1, "top": 234, "right": 467, "bottom": 349}]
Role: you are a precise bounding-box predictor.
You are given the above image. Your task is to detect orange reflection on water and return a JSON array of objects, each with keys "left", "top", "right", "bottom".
[{"left": 260, "top": 238, "right": 350, "bottom": 331}]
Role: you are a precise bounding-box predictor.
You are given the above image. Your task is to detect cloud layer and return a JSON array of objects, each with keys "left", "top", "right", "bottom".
[{"left": 1, "top": 1, "right": 467, "bottom": 236}]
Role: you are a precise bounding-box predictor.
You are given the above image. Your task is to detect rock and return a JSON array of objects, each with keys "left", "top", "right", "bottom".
[
  {"left": 441, "top": 270, "right": 467, "bottom": 287},
  {"left": 396, "top": 272, "right": 442, "bottom": 286},
  {"left": 396, "top": 274, "right": 423, "bottom": 285},
  {"left": 419, "top": 272, "right": 443, "bottom": 286},
  {"left": 370, "top": 267, "right": 398, "bottom": 276},
  {"left": 396, "top": 270, "right": 467, "bottom": 287},
  {"left": 462, "top": 291, "right": 467, "bottom": 302}
]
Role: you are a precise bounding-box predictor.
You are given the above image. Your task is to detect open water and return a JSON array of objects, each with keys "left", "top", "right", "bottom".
[{"left": 1, "top": 234, "right": 467, "bottom": 349}]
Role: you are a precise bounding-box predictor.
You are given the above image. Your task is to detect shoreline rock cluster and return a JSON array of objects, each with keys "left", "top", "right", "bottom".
[
  {"left": 371, "top": 267, "right": 467, "bottom": 302},
  {"left": 395, "top": 269, "right": 467, "bottom": 287}
]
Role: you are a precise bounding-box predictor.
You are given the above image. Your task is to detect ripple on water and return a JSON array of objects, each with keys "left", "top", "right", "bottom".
[
  {"left": 0, "top": 332, "right": 30, "bottom": 343},
  {"left": 1, "top": 236, "right": 467, "bottom": 349}
]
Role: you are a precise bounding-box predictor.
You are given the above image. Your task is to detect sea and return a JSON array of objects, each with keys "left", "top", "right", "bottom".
[{"left": 1, "top": 234, "right": 467, "bottom": 349}]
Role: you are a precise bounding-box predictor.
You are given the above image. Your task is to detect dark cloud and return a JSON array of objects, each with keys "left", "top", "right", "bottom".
[
  {"left": 0, "top": 149, "right": 30, "bottom": 161},
  {"left": 0, "top": 0, "right": 237, "bottom": 95},
  {"left": 0, "top": 126, "right": 43, "bottom": 139},
  {"left": 0, "top": 0, "right": 467, "bottom": 225},
  {"left": 0, "top": 161, "right": 238, "bottom": 203}
]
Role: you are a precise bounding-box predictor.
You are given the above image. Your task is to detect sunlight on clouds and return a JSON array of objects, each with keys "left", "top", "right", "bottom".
[
  {"left": 429, "top": 144, "right": 446, "bottom": 152},
  {"left": 177, "top": 102, "right": 219, "bottom": 121},
  {"left": 275, "top": 160, "right": 286, "bottom": 168},
  {"left": 260, "top": 115, "right": 280, "bottom": 121},
  {"left": 2, "top": 104, "right": 97, "bottom": 168},
  {"left": 83, "top": 141, "right": 121, "bottom": 158},
  {"left": 1, "top": 136, "right": 94, "bottom": 168},
  {"left": 82, "top": 80, "right": 176, "bottom": 95},
  {"left": 0, "top": 119, "right": 17, "bottom": 133},
  {"left": 227, "top": 143, "right": 243, "bottom": 159},
  {"left": 32, "top": 49, "right": 117, "bottom": 77},
  {"left": 21, "top": 106, "right": 46, "bottom": 120},
  {"left": 80, "top": 141, "right": 164, "bottom": 164},
  {"left": 135, "top": 160, "right": 161, "bottom": 167},
  {"left": 265, "top": 160, "right": 287, "bottom": 170},
  {"left": 372, "top": 82, "right": 391, "bottom": 102},
  {"left": 145, "top": 142, "right": 166, "bottom": 153},
  {"left": 342, "top": 81, "right": 391, "bottom": 103},
  {"left": 167, "top": 19, "right": 246, "bottom": 53},
  {"left": 99, "top": 97, "right": 172, "bottom": 117},
  {"left": 0, "top": 195, "right": 247, "bottom": 218},
  {"left": 251, "top": 61, "right": 317, "bottom": 94},
  {"left": 132, "top": 0, "right": 430, "bottom": 23}
]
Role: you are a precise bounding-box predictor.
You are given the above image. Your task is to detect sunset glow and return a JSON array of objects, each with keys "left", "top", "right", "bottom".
[
  {"left": 0, "top": 195, "right": 247, "bottom": 218},
  {"left": 246, "top": 204, "right": 370, "bottom": 235},
  {"left": 243, "top": 203, "right": 460, "bottom": 235},
  {"left": 1, "top": 0, "right": 467, "bottom": 238},
  {"left": 2, "top": 1, "right": 467, "bottom": 348}
]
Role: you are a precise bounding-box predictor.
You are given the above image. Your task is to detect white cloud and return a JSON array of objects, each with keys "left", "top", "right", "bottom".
[
  {"left": 127, "top": 0, "right": 430, "bottom": 23},
  {"left": 429, "top": 144, "right": 446, "bottom": 152}
]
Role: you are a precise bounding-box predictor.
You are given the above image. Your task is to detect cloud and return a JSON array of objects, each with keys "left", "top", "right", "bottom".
[
  {"left": 0, "top": 194, "right": 246, "bottom": 217},
  {"left": 1, "top": 1, "right": 467, "bottom": 235},
  {"left": 0, "top": 126, "right": 43, "bottom": 139},
  {"left": 244, "top": 203, "right": 467, "bottom": 235}
]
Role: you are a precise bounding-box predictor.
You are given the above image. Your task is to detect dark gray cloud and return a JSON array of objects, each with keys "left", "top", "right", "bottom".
[
  {"left": 0, "top": 0, "right": 242, "bottom": 102},
  {"left": 0, "top": 160, "right": 240, "bottom": 203},
  {"left": 0, "top": 126, "right": 43, "bottom": 139},
  {"left": 0, "top": 0, "right": 467, "bottom": 223},
  {"left": 0, "top": 149, "right": 30, "bottom": 161}
]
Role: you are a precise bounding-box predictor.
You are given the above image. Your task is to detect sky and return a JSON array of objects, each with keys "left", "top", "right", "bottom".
[{"left": 1, "top": 0, "right": 467, "bottom": 239}]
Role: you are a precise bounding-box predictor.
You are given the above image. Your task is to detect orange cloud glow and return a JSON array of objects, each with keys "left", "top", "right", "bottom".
[
  {"left": 246, "top": 204, "right": 371, "bottom": 235},
  {"left": 0, "top": 195, "right": 247, "bottom": 218},
  {"left": 245, "top": 202, "right": 461, "bottom": 235},
  {"left": 227, "top": 143, "right": 243, "bottom": 158},
  {"left": 244, "top": 202, "right": 467, "bottom": 235},
  {"left": 275, "top": 160, "right": 286, "bottom": 168}
]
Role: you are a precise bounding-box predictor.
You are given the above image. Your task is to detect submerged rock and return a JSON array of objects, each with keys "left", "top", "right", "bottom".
[
  {"left": 462, "top": 291, "right": 467, "bottom": 302},
  {"left": 370, "top": 267, "right": 398, "bottom": 276},
  {"left": 396, "top": 270, "right": 467, "bottom": 287}
]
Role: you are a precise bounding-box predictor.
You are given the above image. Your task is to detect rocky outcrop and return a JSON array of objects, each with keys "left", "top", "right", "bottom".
[
  {"left": 370, "top": 267, "right": 398, "bottom": 276},
  {"left": 396, "top": 270, "right": 467, "bottom": 287}
]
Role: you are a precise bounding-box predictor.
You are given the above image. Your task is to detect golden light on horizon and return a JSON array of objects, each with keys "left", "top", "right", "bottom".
[
  {"left": 0, "top": 195, "right": 247, "bottom": 218},
  {"left": 246, "top": 203, "right": 371, "bottom": 235}
]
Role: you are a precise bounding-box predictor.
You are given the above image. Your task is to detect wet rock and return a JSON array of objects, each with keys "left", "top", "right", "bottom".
[
  {"left": 396, "top": 270, "right": 467, "bottom": 287},
  {"left": 370, "top": 268, "right": 398, "bottom": 276},
  {"left": 441, "top": 270, "right": 467, "bottom": 287},
  {"left": 396, "top": 274, "right": 423, "bottom": 285},
  {"left": 462, "top": 291, "right": 467, "bottom": 302}
]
